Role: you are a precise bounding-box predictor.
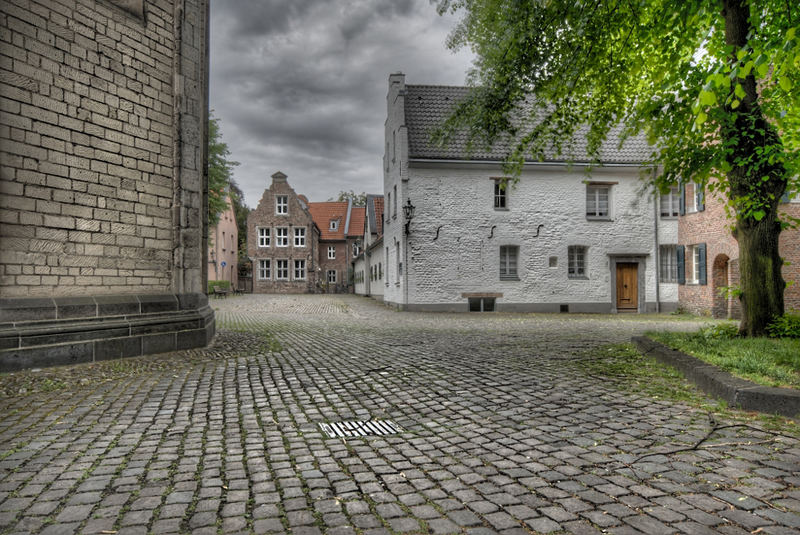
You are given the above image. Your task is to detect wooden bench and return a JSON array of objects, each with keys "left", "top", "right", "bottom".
[{"left": 212, "top": 286, "right": 229, "bottom": 298}]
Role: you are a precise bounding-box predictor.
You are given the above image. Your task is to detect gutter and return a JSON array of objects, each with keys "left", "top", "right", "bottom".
[{"left": 652, "top": 168, "right": 660, "bottom": 313}]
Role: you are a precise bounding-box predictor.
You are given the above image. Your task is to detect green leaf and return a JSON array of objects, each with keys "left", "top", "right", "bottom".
[
  {"left": 740, "top": 61, "right": 754, "bottom": 77},
  {"left": 734, "top": 83, "right": 746, "bottom": 99},
  {"left": 699, "top": 90, "right": 716, "bottom": 106},
  {"left": 756, "top": 62, "right": 770, "bottom": 78},
  {"left": 779, "top": 76, "right": 791, "bottom": 92},
  {"left": 788, "top": 27, "right": 797, "bottom": 42},
  {"left": 731, "top": 99, "right": 740, "bottom": 109},
  {"left": 695, "top": 111, "right": 707, "bottom": 125},
  {"left": 753, "top": 210, "right": 766, "bottom": 221}
]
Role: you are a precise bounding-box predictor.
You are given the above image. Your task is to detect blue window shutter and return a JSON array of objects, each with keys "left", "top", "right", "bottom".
[
  {"left": 696, "top": 185, "right": 705, "bottom": 212},
  {"left": 698, "top": 243, "right": 707, "bottom": 285},
  {"left": 677, "top": 245, "right": 685, "bottom": 285},
  {"left": 679, "top": 181, "right": 686, "bottom": 215}
]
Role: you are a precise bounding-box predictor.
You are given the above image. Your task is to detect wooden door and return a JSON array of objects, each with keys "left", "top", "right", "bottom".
[{"left": 616, "top": 263, "right": 638, "bottom": 312}]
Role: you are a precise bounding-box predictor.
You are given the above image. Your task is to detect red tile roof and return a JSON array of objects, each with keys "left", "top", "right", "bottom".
[
  {"left": 308, "top": 202, "right": 349, "bottom": 240},
  {"left": 348, "top": 207, "right": 366, "bottom": 238}
]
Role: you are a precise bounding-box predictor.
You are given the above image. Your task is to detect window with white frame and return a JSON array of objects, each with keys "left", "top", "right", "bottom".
[
  {"left": 568, "top": 246, "right": 588, "bottom": 278},
  {"left": 328, "top": 245, "right": 335, "bottom": 259},
  {"left": 689, "top": 245, "right": 703, "bottom": 283},
  {"left": 499, "top": 245, "right": 519, "bottom": 280},
  {"left": 327, "top": 270, "right": 336, "bottom": 283},
  {"left": 494, "top": 179, "right": 507, "bottom": 209},
  {"left": 276, "top": 259, "right": 288, "bottom": 280},
  {"left": 586, "top": 185, "right": 610, "bottom": 218},
  {"left": 258, "top": 227, "right": 270, "bottom": 247},
  {"left": 685, "top": 182, "right": 705, "bottom": 213},
  {"left": 353, "top": 242, "right": 359, "bottom": 257},
  {"left": 275, "top": 227, "right": 288, "bottom": 247},
  {"left": 659, "top": 245, "right": 678, "bottom": 282},
  {"left": 660, "top": 186, "right": 680, "bottom": 217},
  {"left": 276, "top": 195, "right": 288, "bottom": 214},
  {"left": 329, "top": 219, "right": 338, "bottom": 231},
  {"left": 294, "top": 259, "right": 306, "bottom": 280},
  {"left": 294, "top": 227, "right": 306, "bottom": 247},
  {"left": 258, "top": 259, "right": 270, "bottom": 280}
]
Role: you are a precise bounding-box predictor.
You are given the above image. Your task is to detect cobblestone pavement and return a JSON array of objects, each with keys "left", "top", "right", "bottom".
[{"left": 0, "top": 294, "right": 798, "bottom": 535}]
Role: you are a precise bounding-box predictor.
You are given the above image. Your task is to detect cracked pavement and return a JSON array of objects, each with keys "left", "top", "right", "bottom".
[{"left": 0, "top": 294, "right": 798, "bottom": 535}]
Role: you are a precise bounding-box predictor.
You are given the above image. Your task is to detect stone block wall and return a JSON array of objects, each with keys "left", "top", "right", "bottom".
[{"left": 0, "top": 0, "right": 213, "bottom": 370}]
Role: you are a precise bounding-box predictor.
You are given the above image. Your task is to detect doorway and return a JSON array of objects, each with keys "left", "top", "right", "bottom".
[{"left": 616, "top": 263, "right": 638, "bottom": 312}]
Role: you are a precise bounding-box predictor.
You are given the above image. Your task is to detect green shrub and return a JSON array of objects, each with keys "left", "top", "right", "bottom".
[
  {"left": 766, "top": 312, "right": 800, "bottom": 338},
  {"left": 699, "top": 323, "right": 739, "bottom": 340},
  {"left": 207, "top": 280, "right": 231, "bottom": 293}
]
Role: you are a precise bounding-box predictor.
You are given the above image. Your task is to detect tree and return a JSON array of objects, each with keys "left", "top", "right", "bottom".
[
  {"left": 436, "top": 0, "right": 799, "bottom": 336},
  {"left": 328, "top": 190, "right": 367, "bottom": 206},
  {"left": 208, "top": 113, "right": 239, "bottom": 226},
  {"left": 228, "top": 179, "right": 251, "bottom": 264}
]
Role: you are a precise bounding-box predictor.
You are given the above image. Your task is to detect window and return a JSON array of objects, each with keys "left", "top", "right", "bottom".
[
  {"left": 378, "top": 262, "right": 382, "bottom": 280},
  {"left": 469, "top": 297, "right": 495, "bottom": 312},
  {"left": 494, "top": 179, "right": 507, "bottom": 209},
  {"left": 680, "top": 244, "right": 707, "bottom": 285},
  {"left": 258, "top": 228, "right": 270, "bottom": 248},
  {"left": 276, "top": 259, "right": 289, "bottom": 280},
  {"left": 257, "top": 259, "right": 270, "bottom": 280},
  {"left": 328, "top": 245, "right": 336, "bottom": 259},
  {"left": 294, "top": 227, "right": 306, "bottom": 247},
  {"left": 393, "top": 185, "right": 397, "bottom": 217},
  {"left": 586, "top": 185, "right": 610, "bottom": 218},
  {"left": 276, "top": 195, "right": 288, "bottom": 214},
  {"left": 682, "top": 182, "right": 705, "bottom": 214},
  {"left": 659, "top": 245, "right": 678, "bottom": 282},
  {"left": 294, "top": 259, "right": 306, "bottom": 280},
  {"left": 327, "top": 270, "right": 337, "bottom": 283},
  {"left": 222, "top": 231, "right": 226, "bottom": 251},
  {"left": 660, "top": 186, "right": 680, "bottom": 217},
  {"left": 386, "top": 193, "right": 391, "bottom": 223},
  {"left": 276, "top": 227, "right": 288, "bottom": 247},
  {"left": 499, "top": 245, "right": 519, "bottom": 280},
  {"left": 329, "top": 219, "right": 338, "bottom": 231},
  {"left": 395, "top": 243, "right": 400, "bottom": 279},
  {"left": 353, "top": 242, "right": 360, "bottom": 257},
  {"left": 568, "top": 246, "right": 587, "bottom": 278}
]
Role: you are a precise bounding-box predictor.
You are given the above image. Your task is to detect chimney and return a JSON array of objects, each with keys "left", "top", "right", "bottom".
[{"left": 271, "top": 171, "right": 287, "bottom": 186}]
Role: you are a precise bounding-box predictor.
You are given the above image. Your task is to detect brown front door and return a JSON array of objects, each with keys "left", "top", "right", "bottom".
[{"left": 616, "top": 263, "right": 638, "bottom": 312}]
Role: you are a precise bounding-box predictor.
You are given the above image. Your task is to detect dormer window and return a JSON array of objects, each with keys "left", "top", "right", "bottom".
[{"left": 329, "top": 219, "right": 339, "bottom": 231}]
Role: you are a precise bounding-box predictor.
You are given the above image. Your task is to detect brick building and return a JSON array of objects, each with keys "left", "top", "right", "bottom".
[
  {"left": 678, "top": 185, "right": 800, "bottom": 317},
  {"left": 247, "top": 172, "right": 320, "bottom": 293},
  {"left": 248, "top": 173, "right": 366, "bottom": 293},
  {"left": 353, "top": 194, "right": 385, "bottom": 299},
  {"left": 0, "top": 0, "right": 213, "bottom": 370}
]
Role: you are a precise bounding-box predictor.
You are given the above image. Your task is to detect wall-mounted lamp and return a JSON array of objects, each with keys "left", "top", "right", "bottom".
[{"left": 403, "top": 198, "right": 415, "bottom": 235}]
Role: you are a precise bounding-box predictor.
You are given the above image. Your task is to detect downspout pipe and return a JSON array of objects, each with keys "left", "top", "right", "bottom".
[{"left": 653, "top": 169, "right": 661, "bottom": 313}]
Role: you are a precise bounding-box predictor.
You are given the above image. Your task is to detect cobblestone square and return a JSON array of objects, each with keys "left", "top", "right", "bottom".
[{"left": 0, "top": 294, "right": 798, "bottom": 534}]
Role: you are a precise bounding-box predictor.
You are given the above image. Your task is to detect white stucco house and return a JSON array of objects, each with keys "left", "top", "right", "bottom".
[
  {"left": 382, "top": 73, "right": 679, "bottom": 313},
  {"left": 353, "top": 194, "right": 385, "bottom": 300}
]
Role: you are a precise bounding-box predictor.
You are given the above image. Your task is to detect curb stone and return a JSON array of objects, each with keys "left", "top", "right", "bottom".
[{"left": 631, "top": 336, "right": 800, "bottom": 417}]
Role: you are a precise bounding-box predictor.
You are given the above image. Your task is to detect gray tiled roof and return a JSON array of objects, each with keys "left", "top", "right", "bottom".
[{"left": 404, "top": 85, "right": 654, "bottom": 164}]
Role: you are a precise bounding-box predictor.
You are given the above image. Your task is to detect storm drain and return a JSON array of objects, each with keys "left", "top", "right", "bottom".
[{"left": 319, "top": 420, "right": 402, "bottom": 438}]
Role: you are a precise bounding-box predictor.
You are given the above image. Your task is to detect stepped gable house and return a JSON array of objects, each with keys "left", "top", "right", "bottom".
[
  {"left": 382, "top": 73, "right": 679, "bottom": 313},
  {"left": 248, "top": 172, "right": 320, "bottom": 293},
  {"left": 0, "top": 0, "right": 213, "bottom": 371}
]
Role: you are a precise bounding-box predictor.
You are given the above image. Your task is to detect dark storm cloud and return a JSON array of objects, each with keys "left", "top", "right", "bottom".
[{"left": 210, "top": 0, "right": 473, "bottom": 208}]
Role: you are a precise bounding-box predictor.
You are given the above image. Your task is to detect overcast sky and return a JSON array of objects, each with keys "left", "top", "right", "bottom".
[{"left": 209, "top": 0, "right": 474, "bottom": 209}]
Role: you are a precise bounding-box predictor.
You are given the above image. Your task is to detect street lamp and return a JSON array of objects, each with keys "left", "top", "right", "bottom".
[{"left": 403, "top": 198, "right": 415, "bottom": 235}]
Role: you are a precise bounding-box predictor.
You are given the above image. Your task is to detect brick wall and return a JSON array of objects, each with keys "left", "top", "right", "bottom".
[
  {"left": 679, "top": 187, "right": 800, "bottom": 316},
  {"left": 247, "top": 173, "right": 318, "bottom": 294},
  {"left": 0, "top": 0, "right": 209, "bottom": 298}
]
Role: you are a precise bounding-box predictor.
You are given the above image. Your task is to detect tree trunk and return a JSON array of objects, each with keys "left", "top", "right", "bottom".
[
  {"left": 734, "top": 215, "right": 785, "bottom": 336},
  {"left": 722, "top": 0, "right": 787, "bottom": 336}
]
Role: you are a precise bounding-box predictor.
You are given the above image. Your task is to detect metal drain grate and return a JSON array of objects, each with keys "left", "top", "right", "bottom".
[{"left": 319, "top": 420, "right": 402, "bottom": 438}]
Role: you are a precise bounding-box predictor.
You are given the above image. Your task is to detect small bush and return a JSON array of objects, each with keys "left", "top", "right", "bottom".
[
  {"left": 207, "top": 280, "right": 231, "bottom": 293},
  {"left": 766, "top": 312, "right": 800, "bottom": 338},
  {"left": 699, "top": 323, "right": 739, "bottom": 340}
]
